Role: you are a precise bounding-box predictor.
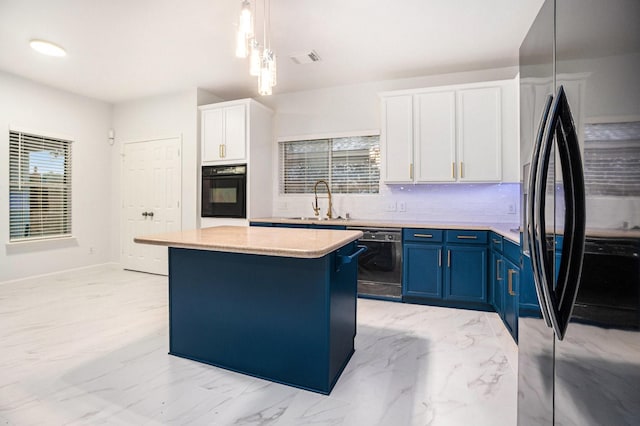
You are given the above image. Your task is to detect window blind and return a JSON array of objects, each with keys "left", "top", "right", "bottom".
[
  {"left": 583, "top": 122, "right": 640, "bottom": 197},
  {"left": 9, "top": 130, "right": 73, "bottom": 241},
  {"left": 279, "top": 135, "right": 380, "bottom": 194}
]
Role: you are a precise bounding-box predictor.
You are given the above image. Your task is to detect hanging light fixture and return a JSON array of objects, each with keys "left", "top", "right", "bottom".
[
  {"left": 235, "top": 0, "right": 253, "bottom": 58},
  {"left": 258, "top": 0, "right": 276, "bottom": 94},
  {"left": 249, "top": 39, "right": 261, "bottom": 76},
  {"left": 234, "top": 0, "right": 276, "bottom": 95}
]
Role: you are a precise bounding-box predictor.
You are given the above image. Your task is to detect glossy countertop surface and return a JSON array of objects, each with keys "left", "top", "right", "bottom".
[
  {"left": 134, "top": 226, "right": 363, "bottom": 259},
  {"left": 251, "top": 217, "right": 522, "bottom": 243}
]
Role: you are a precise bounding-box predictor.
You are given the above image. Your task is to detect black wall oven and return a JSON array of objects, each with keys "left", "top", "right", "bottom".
[{"left": 201, "top": 164, "right": 247, "bottom": 218}]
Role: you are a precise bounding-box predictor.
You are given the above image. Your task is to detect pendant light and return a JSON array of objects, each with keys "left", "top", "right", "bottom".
[
  {"left": 235, "top": 0, "right": 253, "bottom": 58},
  {"left": 234, "top": 0, "right": 276, "bottom": 95}
]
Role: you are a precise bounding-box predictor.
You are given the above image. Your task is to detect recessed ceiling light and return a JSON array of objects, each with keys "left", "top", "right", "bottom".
[{"left": 29, "top": 39, "right": 67, "bottom": 57}]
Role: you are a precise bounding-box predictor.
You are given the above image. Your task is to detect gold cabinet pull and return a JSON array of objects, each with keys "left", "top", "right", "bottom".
[
  {"left": 410, "top": 163, "right": 414, "bottom": 180},
  {"left": 508, "top": 269, "right": 516, "bottom": 296},
  {"left": 492, "top": 238, "right": 501, "bottom": 244},
  {"left": 457, "top": 235, "right": 478, "bottom": 240},
  {"left": 447, "top": 250, "right": 451, "bottom": 268},
  {"left": 413, "top": 233, "right": 433, "bottom": 238},
  {"left": 496, "top": 259, "right": 503, "bottom": 280},
  {"left": 219, "top": 144, "right": 223, "bottom": 158},
  {"left": 460, "top": 161, "right": 464, "bottom": 178},
  {"left": 452, "top": 162, "right": 456, "bottom": 179},
  {"left": 222, "top": 144, "right": 226, "bottom": 158},
  {"left": 438, "top": 249, "right": 442, "bottom": 267}
]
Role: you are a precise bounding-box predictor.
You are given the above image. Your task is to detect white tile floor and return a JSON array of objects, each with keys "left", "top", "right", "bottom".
[{"left": 0, "top": 265, "right": 518, "bottom": 425}]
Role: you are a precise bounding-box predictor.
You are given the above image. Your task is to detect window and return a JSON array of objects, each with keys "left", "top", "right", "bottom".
[
  {"left": 279, "top": 135, "right": 380, "bottom": 194},
  {"left": 583, "top": 122, "right": 640, "bottom": 197},
  {"left": 9, "top": 130, "right": 72, "bottom": 241}
]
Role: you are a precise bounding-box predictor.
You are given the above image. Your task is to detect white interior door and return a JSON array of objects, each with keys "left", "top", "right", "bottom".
[{"left": 122, "top": 137, "right": 181, "bottom": 275}]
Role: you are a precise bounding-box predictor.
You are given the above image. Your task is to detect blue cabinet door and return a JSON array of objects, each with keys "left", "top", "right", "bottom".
[
  {"left": 403, "top": 243, "right": 443, "bottom": 298},
  {"left": 503, "top": 257, "right": 519, "bottom": 339},
  {"left": 445, "top": 246, "right": 487, "bottom": 303},
  {"left": 490, "top": 250, "right": 505, "bottom": 313}
]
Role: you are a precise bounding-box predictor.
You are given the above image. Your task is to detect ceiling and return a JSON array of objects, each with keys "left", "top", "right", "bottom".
[{"left": 0, "top": 0, "right": 544, "bottom": 104}]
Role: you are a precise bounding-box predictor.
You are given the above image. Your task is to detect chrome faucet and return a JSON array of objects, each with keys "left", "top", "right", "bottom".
[{"left": 312, "top": 180, "right": 333, "bottom": 219}]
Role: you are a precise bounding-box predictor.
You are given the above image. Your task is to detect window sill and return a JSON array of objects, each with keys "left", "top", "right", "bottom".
[{"left": 6, "top": 236, "right": 79, "bottom": 254}]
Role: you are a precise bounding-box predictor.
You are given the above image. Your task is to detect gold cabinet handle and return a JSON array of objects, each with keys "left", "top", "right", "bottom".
[
  {"left": 460, "top": 161, "right": 464, "bottom": 178},
  {"left": 447, "top": 250, "right": 451, "bottom": 268},
  {"left": 492, "top": 238, "right": 501, "bottom": 244},
  {"left": 508, "top": 269, "right": 516, "bottom": 296},
  {"left": 413, "top": 233, "right": 433, "bottom": 238},
  {"left": 222, "top": 144, "right": 226, "bottom": 158},
  {"left": 457, "top": 235, "right": 478, "bottom": 240},
  {"left": 452, "top": 162, "right": 456, "bottom": 179},
  {"left": 410, "top": 163, "right": 414, "bottom": 180},
  {"left": 496, "top": 259, "right": 503, "bottom": 280},
  {"left": 219, "top": 144, "right": 223, "bottom": 158},
  {"left": 438, "top": 249, "right": 442, "bottom": 267}
]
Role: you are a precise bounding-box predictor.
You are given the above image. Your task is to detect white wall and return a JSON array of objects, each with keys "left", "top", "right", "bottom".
[
  {"left": 110, "top": 89, "right": 221, "bottom": 261},
  {"left": 259, "top": 66, "right": 521, "bottom": 224},
  {"left": 0, "top": 71, "right": 112, "bottom": 282}
]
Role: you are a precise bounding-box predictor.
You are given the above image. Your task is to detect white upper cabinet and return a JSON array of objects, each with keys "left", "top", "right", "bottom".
[
  {"left": 381, "top": 95, "right": 414, "bottom": 182},
  {"left": 380, "top": 79, "right": 517, "bottom": 184},
  {"left": 201, "top": 102, "right": 246, "bottom": 163},
  {"left": 415, "top": 91, "right": 456, "bottom": 182},
  {"left": 457, "top": 86, "right": 502, "bottom": 182}
]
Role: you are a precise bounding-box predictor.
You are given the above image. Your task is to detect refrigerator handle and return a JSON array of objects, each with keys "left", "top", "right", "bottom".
[
  {"left": 547, "top": 86, "right": 586, "bottom": 340},
  {"left": 527, "top": 94, "right": 554, "bottom": 328}
]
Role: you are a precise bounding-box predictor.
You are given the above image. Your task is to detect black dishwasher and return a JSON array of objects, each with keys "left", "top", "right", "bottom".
[{"left": 347, "top": 227, "right": 402, "bottom": 301}]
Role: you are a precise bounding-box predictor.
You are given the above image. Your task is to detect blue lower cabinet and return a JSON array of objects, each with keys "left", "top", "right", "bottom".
[
  {"left": 445, "top": 246, "right": 488, "bottom": 303},
  {"left": 402, "top": 229, "right": 490, "bottom": 308},
  {"left": 503, "top": 257, "right": 519, "bottom": 339},
  {"left": 490, "top": 250, "right": 505, "bottom": 312},
  {"left": 403, "top": 243, "right": 443, "bottom": 298}
]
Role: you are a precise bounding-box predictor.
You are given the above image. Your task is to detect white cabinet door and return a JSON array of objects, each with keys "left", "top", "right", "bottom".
[
  {"left": 222, "top": 104, "right": 246, "bottom": 161},
  {"left": 415, "top": 91, "right": 456, "bottom": 182},
  {"left": 202, "top": 108, "right": 224, "bottom": 162},
  {"left": 201, "top": 104, "right": 246, "bottom": 163},
  {"left": 382, "top": 95, "right": 413, "bottom": 182},
  {"left": 457, "top": 87, "right": 502, "bottom": 182}
]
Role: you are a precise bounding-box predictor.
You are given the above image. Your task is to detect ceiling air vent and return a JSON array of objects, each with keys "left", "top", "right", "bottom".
[{"left": 289, "top": 50, "right": 321, "bottom": 65}]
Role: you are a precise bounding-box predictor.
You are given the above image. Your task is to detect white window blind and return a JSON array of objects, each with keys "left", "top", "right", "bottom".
[
  {"left": 9, "top": 130, "right": 73, "bottom": 241},
  {"left": 279, "top": 135, "right": 380, "bottom": 194}
]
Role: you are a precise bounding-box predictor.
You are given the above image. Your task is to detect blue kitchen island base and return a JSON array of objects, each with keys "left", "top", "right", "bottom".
[{"left": 168, "top": 243, "right": 359, "bottom": 395}]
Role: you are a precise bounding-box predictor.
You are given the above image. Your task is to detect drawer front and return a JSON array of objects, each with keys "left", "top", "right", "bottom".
[
  {"left": 445, "top": 230, "right": 488, "bottom": 245},
  {"left": 503, "top": 238, "right": 520, "bottom": 264},
  {"left": 403, "top": 228, "right": 444, "bottom": 243},
  {"left": 490, "top": 232, "right": 504, "bottom": 252}
]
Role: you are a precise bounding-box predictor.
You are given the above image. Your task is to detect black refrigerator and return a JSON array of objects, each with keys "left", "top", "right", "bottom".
[{"left": 518, "top": 0, "right": 640, "bottom": 424}]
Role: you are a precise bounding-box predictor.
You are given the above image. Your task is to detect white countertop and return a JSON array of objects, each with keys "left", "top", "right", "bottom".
[
  {"left": 251, "top": 217, "right": 522, "bottom": 243},
  {"left": 134, "top": 226, "right": 363, "bottom": 259}
]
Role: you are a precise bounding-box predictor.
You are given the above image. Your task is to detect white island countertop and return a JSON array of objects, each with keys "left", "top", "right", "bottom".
[{"left": 134, "top": 226, "right": 364, "bottom": 259}]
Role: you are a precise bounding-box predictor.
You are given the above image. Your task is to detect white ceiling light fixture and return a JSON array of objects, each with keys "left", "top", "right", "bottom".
[
  {"left": 235, "top": 0, "right": 253, "bottom": 58},
  {"left": 235, "top": 0, "right": 276, "bottom": 95},
  {"left": 30, "top": 39, "right": 67, "bottom": 57}
]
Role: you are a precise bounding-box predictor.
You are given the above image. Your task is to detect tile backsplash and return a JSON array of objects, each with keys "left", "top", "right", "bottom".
[{"left": 273, "top": 183, "right": 520, "bottom": 224}]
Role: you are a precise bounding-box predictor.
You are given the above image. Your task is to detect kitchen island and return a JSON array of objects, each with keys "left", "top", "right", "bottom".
[{"left": 134, "top": 226, "right": 364, "bottom": 394}]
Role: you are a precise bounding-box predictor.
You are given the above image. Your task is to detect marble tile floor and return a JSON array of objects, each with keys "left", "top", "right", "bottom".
[{"left": 0, "top": 265, "right": 518, "bottom": 425}]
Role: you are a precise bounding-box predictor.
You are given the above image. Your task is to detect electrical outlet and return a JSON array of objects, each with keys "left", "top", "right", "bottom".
[
  {"left": 508, "top": 203, "right": 516, "bottom": 214},
  {"left": 398, "top": 201, "right": 407, "bottom": 212},
  {"left": 385, "top": 201, "right": 397, "bottom": 212},
  {"left": 88, "top": 247, "right": 95, "bottom": 254}
]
